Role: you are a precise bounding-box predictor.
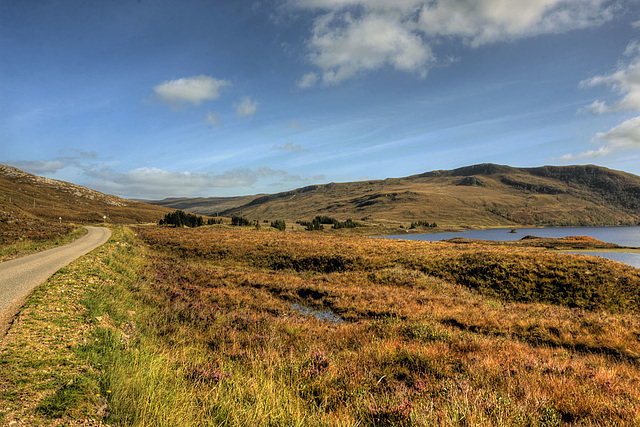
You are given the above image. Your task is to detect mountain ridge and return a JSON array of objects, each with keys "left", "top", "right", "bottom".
[{"left": 148, "top": 163, "right": 640, "bottom": 228}]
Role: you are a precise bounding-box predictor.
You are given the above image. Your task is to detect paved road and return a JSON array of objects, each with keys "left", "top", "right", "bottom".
[{"left": 0, "top": 226, "right": 112, "bottom": 317}]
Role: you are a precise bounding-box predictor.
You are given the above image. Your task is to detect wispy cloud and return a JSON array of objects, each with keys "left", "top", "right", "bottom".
[
  {"left": 152, "top": 75, "right": 231, "bottom": 108},
  {"left": 564, "top": 40, "right": 640, "bottom": 159},
  {"left": 595, "top": 115, "right": 640, "bottom": 151},
  {"left": 234, "top": 96, "right": 259, "bottom": 118},
  {"left": 8, "top": 149, "right": 100, "bottom": 175},
  {"left": 578, "top": 100, "right": 609, "bottom": 115},
  {"left": 287, "top": 119, "right": 300, "bottom": 129},
  {"left": 561, "top": 115, "right": 640, "bottom": 160},
  {"left": 206, "top": 111, "right": 223, "bottom": 126},
  {"left": 85, "top": 166, "right": 323, "bottom": 199},
  {"left": 8, "top": 160, "right": 66, "bottom": 174},
  {"left": 297, "top": 72, "right": 319, "bottom": 88},
  {"left": 579, "top": 45, "right": 640, "bottom": 113},
  {"left": 272, "top": 142, "right": 305, "bottom": 152}
]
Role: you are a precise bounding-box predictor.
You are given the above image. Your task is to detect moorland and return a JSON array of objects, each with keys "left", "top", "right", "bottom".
[{"left": 1, "top": 164, "right": 640, "bottom": 426}]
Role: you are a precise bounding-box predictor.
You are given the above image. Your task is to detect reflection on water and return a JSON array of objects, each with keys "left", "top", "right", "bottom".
[
  {"left": 383, "top": 226, "right": 640, "bottom": 269},
  {"left": 291, "top": 303, "right": 343, "bottom": 323},
  {"left": 384, "top": 226, "right": 640, "bottom": 247}
]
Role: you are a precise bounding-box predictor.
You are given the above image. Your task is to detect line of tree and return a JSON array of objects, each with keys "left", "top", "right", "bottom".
[
  {"left": 159, "top": 210, "right": 204, "bottom": 227},
  {"left": 298, "top": 216, "right": 361, "bottom": 231},
  {"left": 298, "top": 217, "right": 324, "bottom": 231},
  {"left": 231, "top": 216, "right": 252, "bottom": 226},
  {"left": 270, "top": 219, "right": 286, "bottom": 231},
  {"left": 409, "top": 220, "right": 437, "bottom": 229}
]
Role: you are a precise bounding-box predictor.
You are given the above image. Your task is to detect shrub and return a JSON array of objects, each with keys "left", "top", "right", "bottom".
[{"left": 270, "top": 220, "right": 286, "bottom": 231}]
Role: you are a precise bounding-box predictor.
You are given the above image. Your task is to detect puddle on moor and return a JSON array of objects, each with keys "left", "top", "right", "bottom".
[{"left": 290, "top": 303, "right": 343, "bottom": 323}]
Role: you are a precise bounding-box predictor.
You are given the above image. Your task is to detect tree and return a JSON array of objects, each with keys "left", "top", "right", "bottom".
[
  {"left": 231, "top": 216, "right": 251, "bottom": 226},
  {"left": 159, "top": 210, "right": 204, "bottom": 228},
  {"left": 270, "top": 219, "right": 286, "bottom": 231}
]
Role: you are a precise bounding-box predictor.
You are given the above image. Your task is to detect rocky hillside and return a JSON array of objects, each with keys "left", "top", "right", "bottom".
[{"left": 0, "top": 164, "right": 170, "bottom": 226}]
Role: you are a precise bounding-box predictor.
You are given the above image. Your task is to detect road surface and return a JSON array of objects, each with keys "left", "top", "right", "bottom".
[{"left": 0, "top": 226, "right": 111, "bottom": 331}]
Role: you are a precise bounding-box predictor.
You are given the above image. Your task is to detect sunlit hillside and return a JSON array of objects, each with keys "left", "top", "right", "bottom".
[{"left": 149, "top": 164, "right": 640, "bottom": 230}]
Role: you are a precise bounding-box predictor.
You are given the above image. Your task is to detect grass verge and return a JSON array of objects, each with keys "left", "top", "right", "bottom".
[
  {"left": 0, "top": 226, "right": 130, "bottom": 426},
  {"left": 0, "top": 225, "right": 87, "bottom": 262}
]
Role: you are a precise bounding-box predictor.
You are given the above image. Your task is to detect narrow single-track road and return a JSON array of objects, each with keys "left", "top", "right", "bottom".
[{"left": 0, "top": 226, "right": 111, "bottom": 333}]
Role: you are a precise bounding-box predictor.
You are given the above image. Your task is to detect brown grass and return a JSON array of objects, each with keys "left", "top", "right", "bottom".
[{"left": 89, "top": 225, "right": 640, "bottom": 426}]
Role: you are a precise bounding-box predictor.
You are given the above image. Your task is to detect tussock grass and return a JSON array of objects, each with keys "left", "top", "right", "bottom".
[
  {"left": 3, "top": 225, "right": 639, "bottom": 425},
  {"left": 138, "top": 227, "right": 640, "bottom": 314},
  {"left": 85, "top": 226, "right": 640, "bottom": 425}
]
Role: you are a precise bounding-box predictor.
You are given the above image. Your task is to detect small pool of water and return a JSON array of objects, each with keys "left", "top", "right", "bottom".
[{"left": 291, "top": 303, "right": 343, "bottom": 323}]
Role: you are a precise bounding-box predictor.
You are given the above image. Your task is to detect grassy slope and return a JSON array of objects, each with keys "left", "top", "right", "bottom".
[
  {"left": 142, "top": 195, "right": 257, "bottom": 216},
  {"left": 152, "top": 164, "right": 640, "bottom": 229},
  {"left": 0, "top": 164, "right": 171, "bottom": 256},
  {"left": 0, "top": 164, "right": 170, "bottom": 225},
  {"left": 0, "top": 225, "right": 87, "bottom": 263},
  {"left": 4, "top": 225, "right": 638, "bottom": 426}
]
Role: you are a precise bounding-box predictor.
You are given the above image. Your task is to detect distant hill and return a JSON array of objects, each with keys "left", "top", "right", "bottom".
[
  {"left": 141, "top": 195, "right": 258, "bottom": 216},
  {"left": 148, "top": 163, "right": 640, "bottom": 229},
  {"left": 0, "top": 164, "right": 170, "bottom": 227}
]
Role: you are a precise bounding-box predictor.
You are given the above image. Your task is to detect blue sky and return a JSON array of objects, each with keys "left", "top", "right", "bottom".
[{"left": 2, "top": 0, "right": 640, "bottom": 199}]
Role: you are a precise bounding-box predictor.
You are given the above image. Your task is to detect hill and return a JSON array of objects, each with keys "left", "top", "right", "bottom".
[
  {"left": 149, "top": 163, "right": 640, "bottom": 229},
  {"left": 140, "top": 195, "right": 257, "bottom": 216},
  {"left": 0, "top": 164, "right": 170, "bottom": 244}
]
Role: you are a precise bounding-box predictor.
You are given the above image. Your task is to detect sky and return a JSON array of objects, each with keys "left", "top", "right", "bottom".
[{"left": 2, "top": 0, "right": 640, "bottom": 200}]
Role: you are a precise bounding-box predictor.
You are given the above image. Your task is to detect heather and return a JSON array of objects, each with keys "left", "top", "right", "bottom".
[
  {"left": 3, "top": 225, "right": 639, "bottom": 426},
  {"left": 102, "top": 226, "right": 639, "bottom": 426}
]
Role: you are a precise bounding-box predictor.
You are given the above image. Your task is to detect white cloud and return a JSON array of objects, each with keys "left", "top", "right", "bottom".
[
  {"left": 88, "top": 167, "right": 260, "bottom": 199},
  {"left": 308, "top": 11, "right": 433, "bottom": 85},
  {"left": 579, "top": 100, "right": 609, "bottom": 114},
  {"left": 416, "top": 0, "right": 613, "bottom": 47},
  {"left": 294, "top": 0, "right": 615, "bottom": 85},
  {"left": 561, "top": 116, "right": 640, "bottom": 160},
  {"left": 579, "top": 49, "right": 640, "bottom": 113},
  {"left": 297, "top": 72, "right": 319, "bottom": 88},
  {"left": 234, "top": 96, "right": 259, "bottom": 118},
  {"left": 206, "top": 111, "right": 222, "bottom": 126},
  {"left": 9, "top": 160, "right": 66, "bottom": 174},
  {"left": 624, "top": 40, "right": 640, "bottom": 56},
  {"left": 559, "top": 146, "right": 611, "bottom": 161},
  {"left": 565, "top": 40, "right": 640, "bottom": 159},
  {"left": 152, "top": 75, "right": 231, "bottom": 107},
  {"left": 596, "top": 115, "right": 640, "bottom": 150}
]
